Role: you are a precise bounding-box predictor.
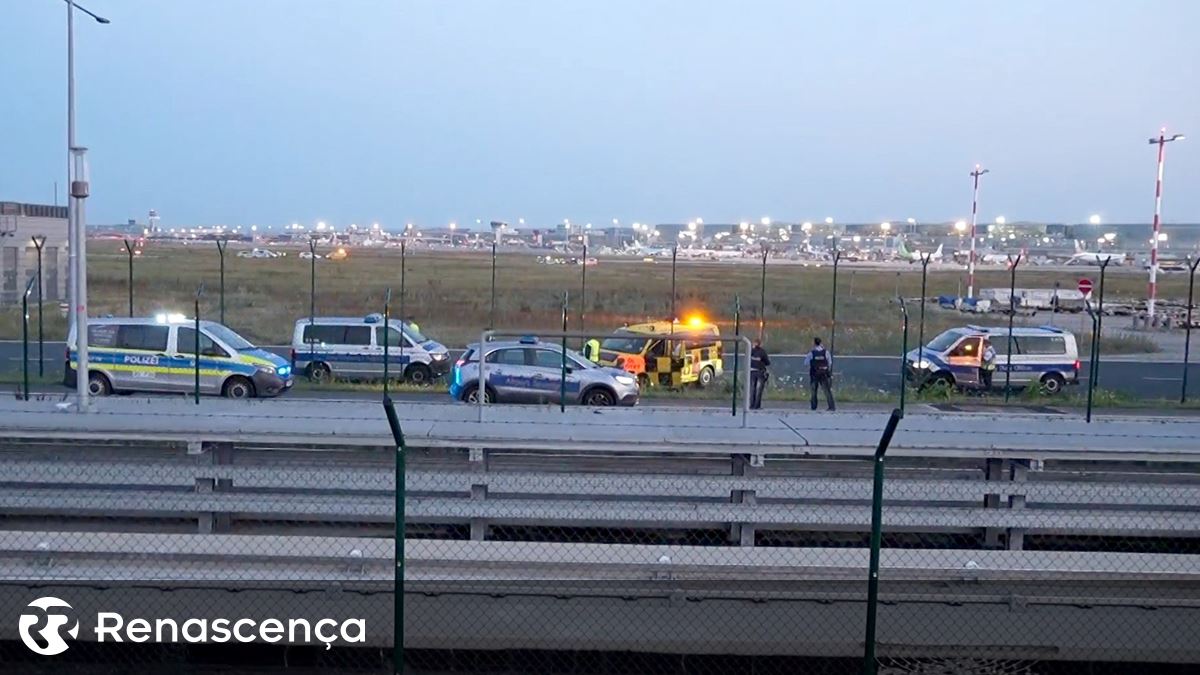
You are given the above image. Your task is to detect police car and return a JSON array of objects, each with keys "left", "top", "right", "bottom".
[
  {"left": 906, "top": 325, "right": 1080, "bottom": 394},
  {"left": 291, "top": 314, "right": 450, "bottom": 384},
  {"left": 66, "top": 315, "right": 293, "bottom": 399},
  {"left": 450, "top": 337, "right": 640, "bottom": 406}
]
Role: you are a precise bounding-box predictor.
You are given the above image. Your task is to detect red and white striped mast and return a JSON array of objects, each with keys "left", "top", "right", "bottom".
[
  {"left": 966, "top": 164, "right": 989, "bottom": 299},
  {"left": 1147, "top": 127, "right": 1186, "bottom": 319}
]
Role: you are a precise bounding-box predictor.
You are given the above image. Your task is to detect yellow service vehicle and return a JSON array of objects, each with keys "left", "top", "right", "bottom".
[{"left": 598, "top": 317, "right": 723, "bottom": 388}]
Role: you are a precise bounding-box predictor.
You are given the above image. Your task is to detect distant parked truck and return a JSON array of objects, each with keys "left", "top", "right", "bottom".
[{"left": 291, "top": 314, "right": 450, "bottom": 384}]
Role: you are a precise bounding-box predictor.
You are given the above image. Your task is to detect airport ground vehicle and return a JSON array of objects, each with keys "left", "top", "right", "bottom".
[
  {"left": 66, "top": 315, "right": 293, "bottom": 399},
  {"left": 597, "top": 318, "right": 723, "bottom": 388},
  {"left": 906, "top": 325, "right": 1080, "bottom": 394},
  {"left": 450, "top": 337, "right": 639, "bottom": 406},
  {"left": 291, "top": 314, "right": 449, "bottom": 384}
]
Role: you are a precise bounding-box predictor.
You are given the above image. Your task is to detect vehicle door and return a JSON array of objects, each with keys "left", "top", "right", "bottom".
[
  {"left": 483, "top": 347, "right": 534, "bottom": 402},
  {"left": 946, "top": 336, "right": 983, "bottom": 387},
  {"left": 527, "top": 347, "right": 579, "bottom": 403},
  {"left": 113, "top": 324, "right": 172, "bottom": 392},
  {"left": 176, "top": 326, "right": 233, "bottom": 393},
  {"left": 374, "top": 324, "right": 419, "bottom": 376}
]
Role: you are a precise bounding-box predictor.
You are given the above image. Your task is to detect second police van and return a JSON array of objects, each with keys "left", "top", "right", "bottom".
[
  {"left": 906, "top": 325, "right": 1080, "bottom": 394},
  {"left": 66, "top": 314, "right": 293, "bottom": 399},
  {"left": 291, "top": 314, "right": 450, "bottom": 384}
]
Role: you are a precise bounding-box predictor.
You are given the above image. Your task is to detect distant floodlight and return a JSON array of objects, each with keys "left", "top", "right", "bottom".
[{"left": 1088, "top": 214, "right": 1102, "bottom": 226}]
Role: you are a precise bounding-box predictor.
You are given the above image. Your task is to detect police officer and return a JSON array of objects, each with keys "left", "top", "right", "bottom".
[
  {"left": 583, "top": 337, "right": 601, "bottom": 363},
  {"left": 749, "top": 340, "right": 770, "bottom": 409},
  {"left": 405, "top": 316, "right": 421, "bottom": 335},
  {"left": 980, "top": 339, "right": 997, "bottom": 390},
  {"left": 805, "top": 337, "right": 836, "bottom": 411}
]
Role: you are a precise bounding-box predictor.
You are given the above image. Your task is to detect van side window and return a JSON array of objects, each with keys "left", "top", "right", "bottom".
[
  {"left": 116, "top": 325, "right": 169, "bottom": 352},
  {"left": 302, "top": 324, "right": 345, "bottom": 345},
  {"left": 87, "top": 325, "right": 119, "bottom": 348},
  {"left": 948, "top": 337, "right": 981, "bottom": 358},
  {"left": 178, "top": 327, "right": 228, "bottom": 358},
  {"left": 374, "top": 326, "right": 406, "bottom": 348},
  {"left": 1015, "top": 335, "right": 1066, "bottom": 355},
  {"left": 343, "top": 326, "right": 372, "bottom": 346}
]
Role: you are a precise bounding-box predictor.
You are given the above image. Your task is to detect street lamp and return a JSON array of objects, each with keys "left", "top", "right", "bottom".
[
  {"left": 760, "top": 217, "right": 771, "bottom": 226},
  {"left": 1088, "top": 214, "right": 1102, "bottom": 226},
  {"left": 994, "top": 215, "right": 1007, "bottom": 226},
  {"left": 1147, "top": 128, "right": 1187, "bottom": 319},
  {"left": 880, "top": 222, "right": 892, "bottom": 234}
]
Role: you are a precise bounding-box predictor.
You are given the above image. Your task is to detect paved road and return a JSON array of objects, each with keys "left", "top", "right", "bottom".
[{"left": 2, "top": 340, "right": 1194, "bottom": 400}]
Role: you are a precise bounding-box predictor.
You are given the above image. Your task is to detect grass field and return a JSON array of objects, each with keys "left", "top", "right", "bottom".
[{"left": 0, "top": 243, "right": 1187, "bottom": 355}]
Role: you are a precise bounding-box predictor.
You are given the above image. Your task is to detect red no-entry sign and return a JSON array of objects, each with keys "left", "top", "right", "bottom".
[{"left": 1078, "top": 278, "right": 1094, "bottom": 295}]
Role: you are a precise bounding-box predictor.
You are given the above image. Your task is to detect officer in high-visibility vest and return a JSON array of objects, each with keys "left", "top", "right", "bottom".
[
  {"left": 583, "top": 338, "right": 601, "bottom": 363},
  {"left": 405, "top": 317, "right": 421, "bottom": 335}
]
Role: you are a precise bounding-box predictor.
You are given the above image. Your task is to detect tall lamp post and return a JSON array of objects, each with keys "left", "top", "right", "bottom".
[
  {"left": 31, "top": 235, "right": 46, "bottom": 377},
  {"left": 1146, "top": 128, "right": 1186, "bottom": 319},
  {"left": 1182, "top": 257, "right": 1200, "bottom": 404},
  {"left": 64, "top": 0, "right": 109, "bottom": 411},
  {"left": 966, "top": 165, "right": 989, "bottom": 299}
]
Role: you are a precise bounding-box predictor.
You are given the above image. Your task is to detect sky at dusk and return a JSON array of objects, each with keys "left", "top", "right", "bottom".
[{"left": 3, "top": 0, "right": 1199, "bottom": 229}]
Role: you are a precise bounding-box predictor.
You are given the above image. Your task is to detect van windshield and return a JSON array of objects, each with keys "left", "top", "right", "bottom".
[
  {"left": 601, "top": 337, "right": 648, "bottom": 353},
  {"left": 205, "top": 324, "right": 255, "bottom": 351},
  {"left": 925, "top": 330, "right": 963, "bottom": 353}
]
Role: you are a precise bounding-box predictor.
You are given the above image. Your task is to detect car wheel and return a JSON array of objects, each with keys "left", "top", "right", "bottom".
[
  {"left": 223, "top": 376, "right": 255, "bottom": 400},
  {"left": 87, "top": 372, "right": 112, "bottom": 397},
  {"left": 406, "top": 363, "right": 433, "bottom": 385},
  {"left": 921, "top": 372, "right": 955, "bottom": 391},
  {"left": 463, "top": 385, "right": 493, "bottom": 404},
  {"left": 1040, "top": 373, "right": 1066, "bottom": 395},
  {"left": 308, "top": 362, "right": 332, "bottom": 383},
  {"left": 583, "top": 388, "right": 616, "bottom": 406},
  {"left": 697, "top": 366, "right": 715, "bottom": 388}
]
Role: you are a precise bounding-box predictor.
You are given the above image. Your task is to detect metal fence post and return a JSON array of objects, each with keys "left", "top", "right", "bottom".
[
  {"left": 22, "top": 275, "right": 37, "bottom": 400},
  {"left": 31, "top": 235, "right": 46, "bottom": 378},
  {"left": 489, "top": 241, "right": 497, "bottom": 329},
  {"left": 1092, "top": 257, "right": 1110, "bottom": 391},
  {"left": 732, "top": 296, "right": 741, "bottom": 417},
  {"left": 759, "top": 244, "right": 768, "bottom": 341},
  {"left": 122, "top": 238, "right": 135, "bottom": 316},
  {"left": 308, "top": 237, "right": 317, "bottom": 362},
  {"left": 897, "top": 298, "right": 909, "bottom": 415},
  {"left": 670, "top": 244, "right": 678, "bottom": 321},
  {"left": 1183, "top": 257, "right": 1200, "bottom": 403},
  {"left": 382, "top": 397, "right": 407, "bottom": 675},
  {"left": 383, "top": 288, "right": 392, "bottom": 398},
  {"left": 560, "top": 291, "right": 568, "bottom": 412},
  {"left": 1086, "top": 302, "right": 1099, "bottom": 423},
  {"left": 916, "top": 253, "right": 931, "bottom": 388},
  {"left": 580, "top": 242, "right": 588, "bottom": 332},
  {"left": 193, "top": 284, "right": 204, "bottom": 405},
  {"left": 831, "top": 244, "right": 841, "bottom": 367},
  {"left": 1004, "top": 253, "right": 1022, "bottom": 402},
  {"left": 400, "top": 241, "right": 406, "bottom": 381},
  {"left": 215, "top": 238, "right": 227, "bottom": 324},
  {"left": 863, "top": 408, "right": 904, "bottom": 675}
]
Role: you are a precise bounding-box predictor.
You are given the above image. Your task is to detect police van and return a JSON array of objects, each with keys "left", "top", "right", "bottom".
[
  {"left": 906, "top": 325, "right": 1080, "bottom": 394},
  {"left": 290, "top": 314, "right": 450, "bottom": 384},
  {"left": 65, "top": 315, "right": 293, "bottom": 398}
]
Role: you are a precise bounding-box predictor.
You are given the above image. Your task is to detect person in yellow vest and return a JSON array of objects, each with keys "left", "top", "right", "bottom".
[
  {"left": 405, "top": 317, "right": 420, "bottom": 335},
  {"left": 583, "top": 338, "right": 601, "bottom": 362}
]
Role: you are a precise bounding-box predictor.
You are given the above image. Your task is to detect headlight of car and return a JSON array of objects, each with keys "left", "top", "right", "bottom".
[
  {"left": 277, "top": 365, "right": 291, "bottom": 377},
  {"left": 431, "top": 353, "right": 447, "bottom": 361},
  {"left": 614, "top": 375, "right": 636, "bottom": 386},
  {"left": 913, "top": 359, "right": 931, "bottom": 369}
]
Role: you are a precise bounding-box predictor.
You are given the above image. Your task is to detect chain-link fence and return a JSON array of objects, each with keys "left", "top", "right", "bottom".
[{"left": 2, "top": 406, "right": 1199, "bottom": 674}]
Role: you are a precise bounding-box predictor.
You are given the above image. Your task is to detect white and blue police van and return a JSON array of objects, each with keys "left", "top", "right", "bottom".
[
  {"left": 906, "top": 325, "right": 1080, "bottom": 394},
  {"left": 290, "top": 314, "right": 450, "bottom": 384}
]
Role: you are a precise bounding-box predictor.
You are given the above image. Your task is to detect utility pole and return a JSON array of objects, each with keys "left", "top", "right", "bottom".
[{"left": 1146, "top": 128, "right": 1186, "bottom": 319}]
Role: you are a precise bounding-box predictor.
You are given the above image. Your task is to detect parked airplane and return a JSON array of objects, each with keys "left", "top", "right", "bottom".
[
  {"left": 1066, "top": 240, "right": 1129, "bottom": 266},
  {"left": 895, "top": 238, "right": 943, "bottom": 263}
]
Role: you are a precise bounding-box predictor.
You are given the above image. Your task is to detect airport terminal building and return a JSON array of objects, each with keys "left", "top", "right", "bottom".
[{"left": 0, "top": 201, "right": 68, "bottom": 306}]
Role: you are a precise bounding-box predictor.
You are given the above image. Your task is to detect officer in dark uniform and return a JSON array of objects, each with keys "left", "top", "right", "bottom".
[
  {"left": 750, "top": 340, "right": 770, "bottom": 409},
  {"left": 805, "top": 337, "right": 836, "bottom": 411}
]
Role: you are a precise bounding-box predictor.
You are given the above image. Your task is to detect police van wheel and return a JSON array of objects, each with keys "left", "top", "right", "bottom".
[
  {"left": 1040, "top": 373, "right": 1066, "bottom": 395},
  {"left": 462, "top": 385, "right": 493, "bottom": 404},
  {"left": 697, "top": 366, "right": 715, "bottom": 388},
  {"left": 87, "top": 372, "right": 112, "bottom": 397},
  {"left": 406, "top": 363, "right": 433, "bottom": 385},
  {"left": 583, "top": 388, "right": 616, "bottom": 406},
  {"left": 922, "top": 373, "right": 954, "bottom": 391},
  {"left": 307, "top": 362, "right": 332, "bottom": 383},
  {"left": 223, "top": 377, "right": 255, "bottom": 400}
]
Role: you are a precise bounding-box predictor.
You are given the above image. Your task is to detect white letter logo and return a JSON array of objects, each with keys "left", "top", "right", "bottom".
[{"left": 18, "top": 597, "right": 80, "bottom": 656}]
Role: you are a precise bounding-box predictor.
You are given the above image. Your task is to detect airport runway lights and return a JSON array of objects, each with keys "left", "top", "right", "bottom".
[
  {"left": 1148, "top": 128, "right": 1186, "bottom": 319},
  {"left": 966, "top": 165, "right": 990, "bottom": 300}
]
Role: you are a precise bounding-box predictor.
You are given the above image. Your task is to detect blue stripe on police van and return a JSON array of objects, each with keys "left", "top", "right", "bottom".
[
  {"left": 70, "top": 350, "right": 259, "bottom": 375},
  {"left": 293, "top": 352, "right": 414, "bottom": 365}
]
